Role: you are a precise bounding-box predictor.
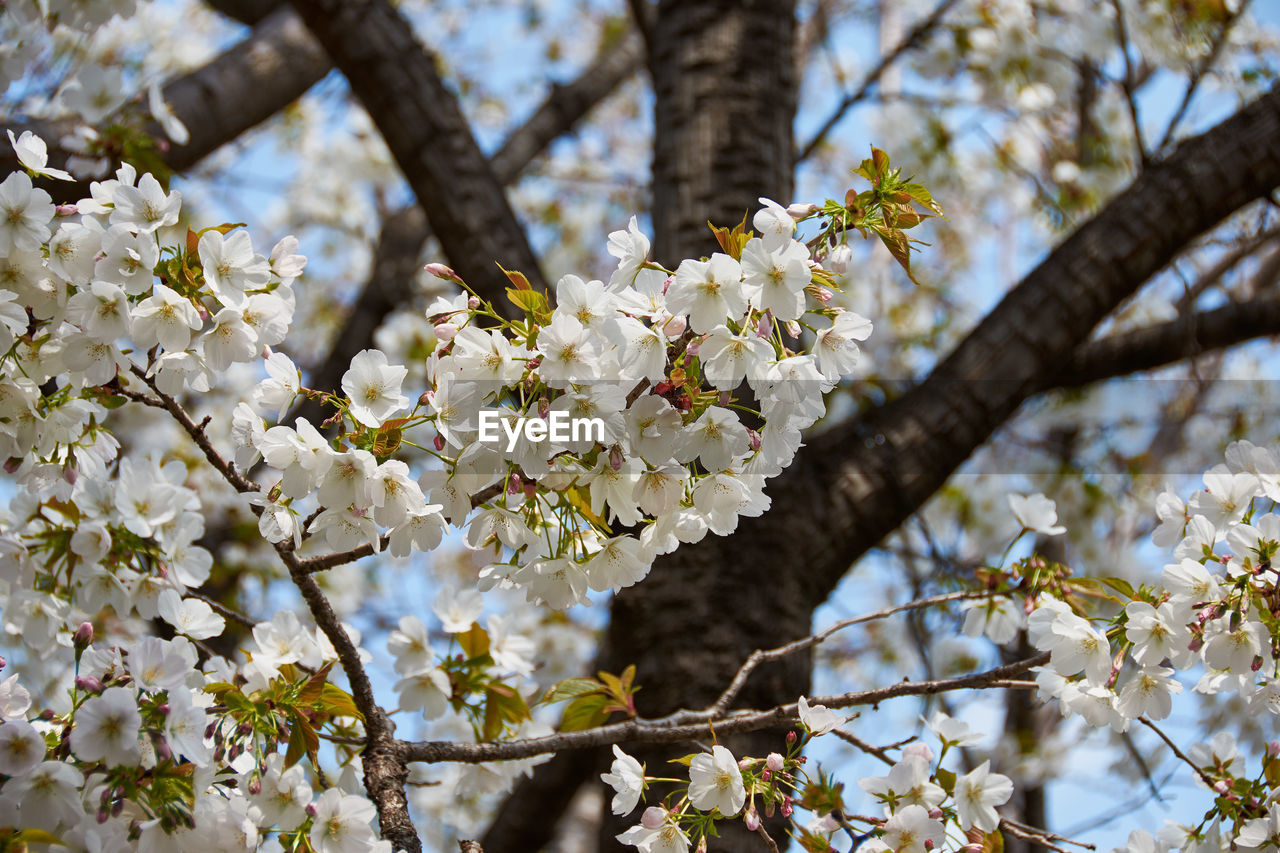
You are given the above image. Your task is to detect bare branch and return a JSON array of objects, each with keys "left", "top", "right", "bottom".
[
  {"left": 1108, "top": 0, "right": 1149, "bottom": 169},
  {"left": 708, "top": 590, "right": 999, "bottom": 715},
  {"left": 795, "top": 0, "right": 960, "bottom": 163},
  {"left": 1156, "top": 1, "right": 1249, "bottom": 152},
  {"left": 401, "top": 652, "right": 1049, "bottom": 764},
  {"left": 1138, "top": 716, "right": 1218, "bottom": 790}
]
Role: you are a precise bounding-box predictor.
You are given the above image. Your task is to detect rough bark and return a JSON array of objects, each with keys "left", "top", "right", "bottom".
[
  {"left": 294, "top": 28, "right": 643, "bottom": 414},
  {"left": 286, "top": 0, "right": 548, "bottom": 302},
  {"left": 597, "top": 2, "right": 800, "bottom": 851},
  {"left": 648, "top": 0, "right": 797, "bottom": 265}
]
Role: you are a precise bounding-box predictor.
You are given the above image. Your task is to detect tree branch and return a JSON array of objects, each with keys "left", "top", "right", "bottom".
[
  {"left": 286, "top": 0, "right": 548, "bottom": 305},
  {"left": 401, "top": 653, "right": 1049, "bottom": 764},
  {"left": 795, "top": 0, "right": 960, "bottom": 164},
  {"left": 4, "top": 6, "right": 330, "bottom": 203}
]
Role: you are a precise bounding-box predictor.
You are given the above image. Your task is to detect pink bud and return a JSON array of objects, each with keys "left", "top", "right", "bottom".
[
  {"left": 306, "top": 802, "right": 318, "bottom": 818},
  {"left": 1254, "top": 655, "right": 1264, "bottom": 672},
  {"left": 2, "top": 458, "right": 18, "bottom": 475},
  {"left": 538, "top": 398, "right": 551, "bottom": 419},
  {"left": 784, "top": 320, "right": 801, "bottom": 339},
  {"left": 423, "top": 262, "right": 458, "bottom": 281},
  {"left": 756, "top": 315, "right": 771, "bottom": 338},
  {"left": 748, "top": 429, "right": 762, "bottom": 451},
  {"left": 738, "top": 758, "right": 753, "bottom": 771},
  {"left": 1268, "top": 741, "right": 1280, "bottom": 758},
  {"left": 745, "top": 810, "right": 761, "bottom": 831},
  {"left": 434, "top": 434, "right": 446, "bottom": 451},
  {"left": 663, "top": 314, "right": 686, "bottom": 337},
  {"left": 56, "top": 203, "right": 79, "bottom": 216},
  {"left": 435, "top": 323, "right": 457, "bottom": 342},
  {"left": 814, "top": 286, "right": 833, "bottom": 303},
  {"left": 929, "top": 808, "right": 944, "bottom": 820},
  {"left": 468, "top": 296, "right": 481, "bottom": 309},
  {"left": 825, "top": 244, "right": 853, "bottom": 274},
  {"left": 786, "top": 731, "right": 797, "bottom": 744},
  {"left": 925, "top": 841, "right": 935, "bottom": 850},
  {"left": 1213, "top": 780, "right": 1230, "bottom": 795},
  {"left": 248, "top": 777, "right": 262, "bottom": 796},
  {"left": 766, "top": 752, "right": 784, "bottom": 772},
  {"left": 686, "top": 341, "right": 700, "bottom": 357},
  {"left": 787, "top": 202, "right": 817, "bottom": 219},
  {"left": 903, "top": 743, "right": 935, "bottom": 763},
  {"left": 75, "top": 675, "right": 103, "bottom": 693},
  {"left": 610, "top": 446, "right": 624, "bottom": 471},
  {"left": 780, "top": 796, "right": 793, "bottom": 818},
  {"left": 157, "top": 703, "right": 170, "bottom": 716},
  {"left": 641, "top": 806, "right": 666, "bottom": 830},
  {"left": 62, "top": 466, "right": 77, "bottom": 485},
  {"left": 522, "top": 481, "right": 536, "bottom": 500},
  {"left": 419, "top": 391, "right": 431, "bottom": 406},
  {"left": 73, "top": 621, "right": 94, "bottom": 650},
  {"left": 508, "top": 474, "right": 521, "bottom": 495}
]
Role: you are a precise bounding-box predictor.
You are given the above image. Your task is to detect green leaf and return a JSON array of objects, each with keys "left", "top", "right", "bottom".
[
  {"left": 1098, "top": 576, "right": 1136, "bottom": 599},
  {"left": 668, "top": 753, "right": 701, "bottom": 766},
  {"left": 935, "top": 766, "right": 957, "bottom": 795},
  {"left": 298, "top": 661, "right": 335, "bottom": 707},
  {"left": 506, "top": 287, "right": 550, "bottom": 317},
  {"left": 560, "top": 693, "right": 611, "bottom": 731},
  {"left": 541, "top": 677, "right": 605, "bottom": 704},
  {"left": 321, "top": 683, "right": 365, "bottom": 722},
  {"left": 981, "top": 830, "right": 1005, "bottom": 853},
  {"left": 457, "top": 622, "right": 491, "bottom": 660}
]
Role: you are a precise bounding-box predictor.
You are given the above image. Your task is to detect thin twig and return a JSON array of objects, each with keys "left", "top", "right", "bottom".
[
  {"left": 1138, "top": 716, "right": 1218, "bottom": 790},
  {"left": 1156, "top": 1, "right": 1248, "bottom": 151},
  {"left": 756, "top": 824, "right": 782, "bottom": 853},
  {"left": 188, "top": 590, "right": 258, "bottom": 630},
  {"left": 796, "top": 0, "right": 960, "bottom": 163},
  {"left": 402, "top": 652, "right": 1049, "bottom": 764},
  {"left": 1109, "top": 0, "right": 1149, "bottom": 169},
  {"left": 831, "top": 728, "right": 896, "bottom": 766},
  {"left": 708, "top": 589, "right": 1000, "bottom": 714}
]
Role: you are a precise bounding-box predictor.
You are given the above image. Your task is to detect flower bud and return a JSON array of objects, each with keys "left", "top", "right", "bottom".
[
  {"left": 786, "top": 731, "right": 797, "bottom": 744},
  {"left": 56, "top": 203, "right": 79, "bottom": 216},
  {"left": 248, "top": 777, "right": 262, "bottom": 795},
  {"left": 610, "top": 446, "right": 624, "bottom": 471},
  {"left": 825, "top": 243, "right": 853, "bottom": 274},
  {"left": 508, "top": 473, "right": 521, "bottom": 494},
  {"left": 419, "top": 391, "right": 431, "bottom": 407},
  {"left": 744, "top": 810, "right": 761, "bottom": 831},
  {"left": 718, "top": 391, "right": 730, "bottom": 406},
  {"left": 538, "top": 398, "right": 551, "bottom": 419},
  {"left": 787, "top": 202, "right": 817, "bottom": 219},
  {"left": 434, "top": 434, "right": 446, "bottom": 451},
  {"left": 641, "top": 806, "right": 666, "bottom": 830},
  {"left": 1268, "top": 741, "right": 1280, "bottom": 758},
  {"left": 780, "top": 796, "right": 793, "bottom": 818},
  {"left": 766, "top": 752, "right": 784, "bottom": 772},
  {"left": 925, "top": 841, "right": 935, "bottom": 850},
  {"left": 73, "top": 622, "right": 94, "bottom": 651},
  {"left": 663, "top": 313, "right": 686, "bottom": 337},
  {"left": 1254, "top": 655, "right": 1264, "bottom": 672},
  {"left": 929, "top": 808, "right": 944, "bottom": 820},
  {"left": 686, "top": 341, "right": 700, "bottom": 357},
  {"left": 522, "top": 481, "right": 536, "bottom": 500},
  {"left": 63, "top": 465, "right": 78, "bottom": 485},
  {"left": 306, "top": 802, "right": 318, "bottom": 818},
  {"left": 1213, "top": 780, "right": 1230, "bottom": 795},
  {"left": 75, "top": 675, "right": 104, "bottom": 693},
  {"left": 435, "top": 322, "right": 457, "bottom": 342},
  {"left": 784, "top": 320, "right": 801, "bottom": 339},
  {"left": 2, "top": 458, "right": 18, "bottom": 475},
  {"left": 468, "top": 296, "right": 481, "bottom": 309},
  {"left": 813, "top": 286, "right": 834, "bottom": 303},
  {"left": 748, "top": 429, "right": 762, "bottom": 451},
  {"left": 423, "top": 262, "right": 458, "bottom": 282}
]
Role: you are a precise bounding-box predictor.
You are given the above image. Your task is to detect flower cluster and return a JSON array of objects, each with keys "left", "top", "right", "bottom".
[{"left": 604, "top": 703, "right": 1014, "bottom": 853}]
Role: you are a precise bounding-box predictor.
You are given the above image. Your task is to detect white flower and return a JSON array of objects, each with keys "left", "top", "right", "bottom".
[
  {"left": 164, "top": 690, "right": 211, "bottom": 767},
  {"left": 8, "top": 129, "right": 73, "bottom": 181},
  {"left": 0, "top": 171, "right": 54, "bottom": 256},
  {"left": 617, "top": 817, "right": 690, "bottom": 853},
  {"left": 131, "top": 283, "right": 202, "bottom": 351},
  {"left": 752, "top": 197, "right": 796, "bottom": 251},
  {"left": 157, "top": 589, "right": 226, "bottom": 640},
  {"left": 1008, "top": 492, "right": 1066, "bottom": 536},
  {"left": 674, "top": 405, "right": 748, "bottom": 472},
  {"left": 607, "top": 215, "right": 650, "bottom": 290},
  {"left": 881, "top": 804, "right": 945, "bottom": 853},
  {"left": 924, "top": 710, "right": 983, "bottom": 747},
  {"left": 395, "top": 667, "right": 452, "bottom": 719},
  {"left": 814, "top": 311, "right": 873, "bottom": 380},
  {"left": 147, "top": 81, "right": 189, "bottom": 145},
  {"left": 432, "top": 587, "right": 484, "bottom": 633},
  {"left": 0, "top": 720, "right": 46, "bottom": 776},
  {"left": 953, "top": 760, "right": 1013, "bottom": 831},
  {"left": 797, "top": 695, "right": 843, "bottom": 735},
  {"left": 111, "top": 173, "right": 181, "bottom": 234},
  {"left": 1116, "top": 666, "right": 1181, "bottom": 720},
  {"left": 342, "top": 349, "right": 410, "bottom": 428},
  {"left": 308, "top": 788, "right": 381, "bottom": 853},
  {"left": 198, "top": 229, "right": 271, "bottom": 308},
  {"left": 71, "top": 686, "right": 142, "bottom": 766},
  {"left": 387, "top": 615, "right": 433, "bottom": 675},
  {"left": 667, "top": 253, "right": 746, "bottom": 333},
  {"left": 740, "top": 237, "right": 810, "bottom": 321},
  {"left": 687, "top": 745, "right": 745, "bottom": 815},
  {"left": 601, "top": 744, "right": 645, "bottom": 815}
]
